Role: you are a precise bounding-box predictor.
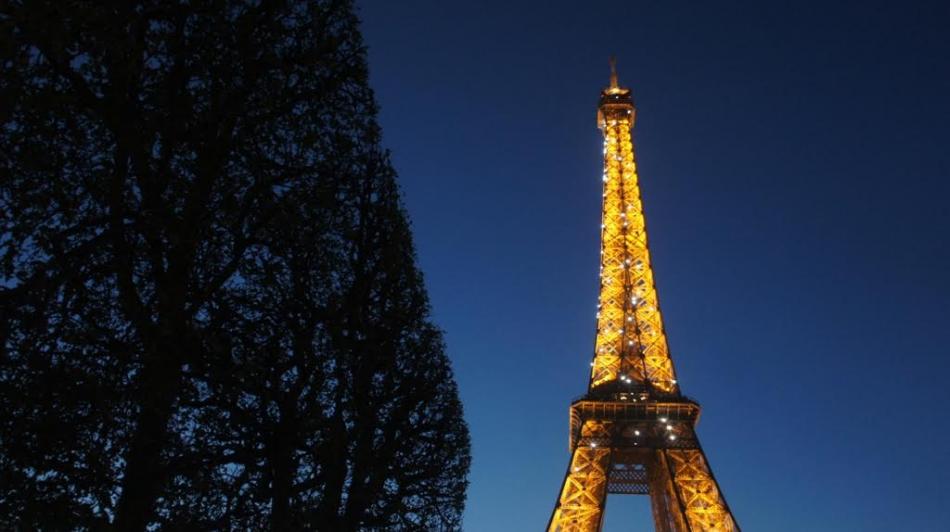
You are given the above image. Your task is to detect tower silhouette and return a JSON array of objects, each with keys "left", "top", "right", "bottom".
[{"left": 547, "top": 61, "right": 740, "bottom": 531}]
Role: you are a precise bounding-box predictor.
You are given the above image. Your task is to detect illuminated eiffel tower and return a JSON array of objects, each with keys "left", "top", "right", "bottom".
[{"left": 547, "top": 61, "right": 740, "bottom": 531}]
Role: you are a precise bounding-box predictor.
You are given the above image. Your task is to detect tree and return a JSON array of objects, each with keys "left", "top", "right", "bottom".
[{"left": 0, "top": 1, "right": 470, "bottom": 529}]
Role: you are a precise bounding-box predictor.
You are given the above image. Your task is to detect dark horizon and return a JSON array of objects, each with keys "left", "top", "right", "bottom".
[{"left": 359, "top": 0, "right": 950, "bottom": 529}]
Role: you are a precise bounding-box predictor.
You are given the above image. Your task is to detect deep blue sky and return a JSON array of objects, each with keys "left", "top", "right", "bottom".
[{"left": 357, "top": 1, "right": 950, "bottom": 530}]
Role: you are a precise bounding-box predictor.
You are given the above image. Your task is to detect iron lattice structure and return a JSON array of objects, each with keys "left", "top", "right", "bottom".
[{"left": 547, "top": 62, "right": 740, "bottom": 531}]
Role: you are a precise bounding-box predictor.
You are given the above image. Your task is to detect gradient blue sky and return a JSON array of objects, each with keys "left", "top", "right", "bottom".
[{"left": 357, "top": 1, "right": 950, "bottom": 530}]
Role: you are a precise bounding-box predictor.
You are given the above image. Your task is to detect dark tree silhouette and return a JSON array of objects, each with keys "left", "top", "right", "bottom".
[{"left": 0, "top": 1, "right": 470, "bottom": 530}]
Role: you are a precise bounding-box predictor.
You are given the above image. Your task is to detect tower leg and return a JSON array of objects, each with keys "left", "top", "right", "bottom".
[
  {"left": 662, "top": 448, "right": 739, "bottom": 531},
  {"left": 650, "top": 450, "right": 690, "bottom": 532},
  {"left": 548, "top": 447, "right": 612, "bottom": 532}
]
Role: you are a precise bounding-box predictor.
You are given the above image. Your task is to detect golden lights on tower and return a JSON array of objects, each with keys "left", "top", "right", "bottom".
[
  {"left": 589, "top": 58, "right": 677, "bottom": 394},
  {"left": 547, "top": 61, "right": 739, "bottom": 532}
]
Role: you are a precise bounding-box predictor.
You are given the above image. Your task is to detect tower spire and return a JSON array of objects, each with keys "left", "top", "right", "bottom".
[
  {"left": 609, "top": 56, "right": 619, "bottom": 89},
  {"left": 591, "top": 59, "right": 666, "bottom": 394}
]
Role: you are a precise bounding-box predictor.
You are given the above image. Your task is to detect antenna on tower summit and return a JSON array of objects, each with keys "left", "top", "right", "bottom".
[{"left": 609, "top": 56, "right": 619, "bottom": 88}]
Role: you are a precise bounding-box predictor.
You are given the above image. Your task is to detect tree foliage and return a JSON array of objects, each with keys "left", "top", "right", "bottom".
[{"left": 0, "top": 1, "right": 470, "bottom": 529}]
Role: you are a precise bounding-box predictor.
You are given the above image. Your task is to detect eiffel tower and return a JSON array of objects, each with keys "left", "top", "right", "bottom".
[{"left": 547, "top": 61, "right": 740, "bottom": 531}]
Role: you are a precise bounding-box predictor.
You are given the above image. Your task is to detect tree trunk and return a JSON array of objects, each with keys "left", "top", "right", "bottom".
[
  {"left": 269, "top": 414, "right": 295, "bottom": 531},
  {"left": 112, "top": 336, "right": 183, "bottom": 531}
]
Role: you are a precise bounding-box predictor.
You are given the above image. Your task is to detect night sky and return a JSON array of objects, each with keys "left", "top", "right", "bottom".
[{"left": 357, "top": 1, "right": 949, "bottom": 530}]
